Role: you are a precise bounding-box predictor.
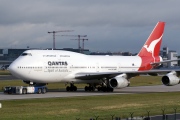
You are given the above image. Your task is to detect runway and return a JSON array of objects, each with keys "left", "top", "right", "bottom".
[{"left": 1, "top": 84, "right": 180, "bottom": 100}]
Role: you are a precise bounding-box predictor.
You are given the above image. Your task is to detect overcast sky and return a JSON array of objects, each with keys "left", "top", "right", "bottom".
[{"left": 0, "top": 0, "right": 180, "bottom": 53}]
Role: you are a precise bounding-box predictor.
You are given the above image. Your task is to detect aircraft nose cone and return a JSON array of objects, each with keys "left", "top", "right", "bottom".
[
  {"left": 9, "top": 62, "right": 18, "bottom": 77},
  {"left": 9, "top": 63, "right": 14, "bottom": 72}
]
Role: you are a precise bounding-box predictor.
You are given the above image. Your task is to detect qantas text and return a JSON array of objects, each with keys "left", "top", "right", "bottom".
[{"left": 48, "top": 61, "right": 68, "bottom": 66}]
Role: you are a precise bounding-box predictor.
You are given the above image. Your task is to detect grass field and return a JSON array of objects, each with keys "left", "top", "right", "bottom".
[
  {"left": 0, "top": 92, "right": 180, "bottom": 119},
  {"left": 0, "top": 70, "right": 11, "bottom": 75}
]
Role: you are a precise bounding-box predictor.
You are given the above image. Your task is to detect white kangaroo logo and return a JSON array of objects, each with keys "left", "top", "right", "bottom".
[{"left": 143, "top": 35, "right": 163, "bottom": 62}]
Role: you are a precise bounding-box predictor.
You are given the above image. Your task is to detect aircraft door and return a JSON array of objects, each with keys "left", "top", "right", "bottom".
[
  {"left": 96, "top": 63, "right": 100, "bottom": 72},
  {"left": 118, "top": 63, "right": 121, "bottom": 72}
]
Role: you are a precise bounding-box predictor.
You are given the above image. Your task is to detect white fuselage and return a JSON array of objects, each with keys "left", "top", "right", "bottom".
[{"left": 9, "top": 50, "right": 142, "bottom": 83}]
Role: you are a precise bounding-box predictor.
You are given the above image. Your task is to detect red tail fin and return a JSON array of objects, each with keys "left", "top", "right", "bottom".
[{"left": 138, "top": 21, "right": 165, "bottom": 57}]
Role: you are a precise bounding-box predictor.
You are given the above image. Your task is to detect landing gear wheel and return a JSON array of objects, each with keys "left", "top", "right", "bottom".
[
  {"left": 66, "top": 86, "right": 70, "bottom": 91},
  {"left": 91, "top": 86, "right": 95, "bottom": 91},
  {"left": 84, "top": 86, "right": 95, "bottom": 91},
  {"left": 106, "top": 87, "right": 114, "bottom": 92},
  {"left": 98, "top": 86, "right": 114, "bottom": 92},
  {"left": 102, "top": 87, "right": 107, "bottom": 92},
  {"left": 97, "top": 87, "right": 102, "bottom": 91},
  {"left": 85, "top": 86, "right": 88, "bottom": 91},
  {"left": 66, "top": 84, "right": 77, "bottom": 91},
  {"left": 110, "top": 88, "right": 114, "bottom": 92},
  {"left": 73, "top": 86, "right": 77, "bottom": 91}
]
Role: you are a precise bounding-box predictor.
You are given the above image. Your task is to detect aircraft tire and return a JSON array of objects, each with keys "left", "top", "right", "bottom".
[
  {"left": 107, "top": 87, "right": 114, "bottom": 92},
  {"left": 66, "top": 86, "right": 70, "bottom": 91},
  {"left": 97, "top": 87, "right": 101, "bottom": 91},
  {"left": 110, "top": 88, "right": 114, "bottom": 92},
  {"left": 101, "top": 87, "right": 114, "bottom": 92},
  {"left": 90, "top": 86, "right": 95, "bottom": 91},
  {"left": 85, "top": 86, "right": 88, "bottom": 91},
  {"left": 102, "top": 87, "right": 107, "bottom": 92},
  {"left": 73, "top": 86, "right": 77, "bottom": 91}
]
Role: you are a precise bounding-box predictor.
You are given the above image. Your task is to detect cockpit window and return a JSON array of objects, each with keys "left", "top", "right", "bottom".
[{"left": 21, "top": 53, "right": 32, "bottom": 56}]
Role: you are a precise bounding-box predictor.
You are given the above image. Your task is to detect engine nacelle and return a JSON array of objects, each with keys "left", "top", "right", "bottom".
[
  {"left": 109, "top": 74, "right": 129, "bottom": 89},
  {"left": 162, "top": 71, "right": 180, "bottom": 86}
]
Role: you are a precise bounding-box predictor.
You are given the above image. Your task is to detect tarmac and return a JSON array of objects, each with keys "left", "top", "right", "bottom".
[
  {"left": 0, "top": 84, "right": 180, "bottom": 100},
  {"left": 1, "top": 75, "right": 180, "bottom": 100}
]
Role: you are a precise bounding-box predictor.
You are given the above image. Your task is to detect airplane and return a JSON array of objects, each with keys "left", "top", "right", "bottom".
[{"left": 8, "top": 21, "right": 180, "bottom": 92}]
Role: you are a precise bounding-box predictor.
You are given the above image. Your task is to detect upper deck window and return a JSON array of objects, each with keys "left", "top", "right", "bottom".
[{"left": 21, "top": 53, "right": 32, "bottom": 56}]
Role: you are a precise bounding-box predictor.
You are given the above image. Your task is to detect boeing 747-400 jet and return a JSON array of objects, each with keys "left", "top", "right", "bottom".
[{"left": 9, "top": 22, "right": 180, "bottom": 92}]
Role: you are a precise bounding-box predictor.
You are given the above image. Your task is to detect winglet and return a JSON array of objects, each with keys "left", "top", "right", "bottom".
[{"left": 138, "top": 22, "right": 165, "bottom": 57}]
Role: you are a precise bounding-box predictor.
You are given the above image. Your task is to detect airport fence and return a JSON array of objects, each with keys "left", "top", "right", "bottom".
[{"left": 75, "top": 108, "right": 180, "bottom": 120}]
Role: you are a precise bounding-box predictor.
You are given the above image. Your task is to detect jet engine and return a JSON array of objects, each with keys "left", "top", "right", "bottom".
[
  {"left": 109, "top": 74, "right": 129, "bottom": 89},
  {"left": 162, "top": 71, "right": 180, "bottom": 86}
]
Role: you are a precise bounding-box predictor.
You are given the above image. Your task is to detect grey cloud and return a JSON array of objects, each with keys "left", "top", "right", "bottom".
[{"left": 0, "top": 0, "right": 180, "bottom": 53}]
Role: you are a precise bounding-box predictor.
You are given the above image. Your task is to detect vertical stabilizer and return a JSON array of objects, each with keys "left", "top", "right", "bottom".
[{"left": 138, "top": 22, "right": 165, "bottom": 57}]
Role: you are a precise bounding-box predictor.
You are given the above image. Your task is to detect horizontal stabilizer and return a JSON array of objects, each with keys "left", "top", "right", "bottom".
[{"left": 151, "top": 59, "right": 180, "bottom": 66}]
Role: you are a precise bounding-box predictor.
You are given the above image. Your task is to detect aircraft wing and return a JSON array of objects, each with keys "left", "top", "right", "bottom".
[
  {"left": 75, "top": 69, "right": 180, "bottom": 80},
  {"left": 75, "top": 59, "right": 180, "bottom": 80}
]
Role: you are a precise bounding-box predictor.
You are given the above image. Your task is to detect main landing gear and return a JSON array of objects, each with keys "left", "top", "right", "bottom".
[
  {"left": 96, "top": 78, "right": 114, "bottom": 92},
  {"left": 97, "top": 86, "right": 114, "bottom": 92},
  {"left": 66, "top": 83, "right": 77, "bottom": 91},
  {"left": 84, "top": 85, "right": 95, "bottom": 91},
  {"left": 84, "top": 84, "right": 114, "bottom": 92},
  {"left": 65, "top": 81, "right": 114, "bottom": 92}
]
